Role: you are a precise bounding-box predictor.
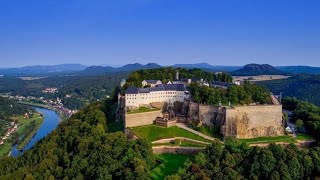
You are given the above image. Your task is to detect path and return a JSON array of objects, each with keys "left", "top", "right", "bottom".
[{"left": 176, "top": 123, "right": 216, "bottom": 141}]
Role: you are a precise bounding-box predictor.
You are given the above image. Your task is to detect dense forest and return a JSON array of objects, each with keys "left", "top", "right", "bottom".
[
  {"left": 1, "top": 87, "right": 320, "bottom": 179},
  {"left": 168, "top": 139, "right": 320, "bottom": 179},
  {"left": 188, "top": 81, "right": 272, "bottom": 105},
  {"left": 123, "top": 67, "right": 233, "bottom": 90},
  {"left": 0, "top": 72, "right": 128, "bottom": 110},
  {"left": 257, "top": 74, "right": 320, "bottom": 106},
  {"left": 282, "top": 97, "right": 320, "bottom": 139},
  {"left": 0, "top": 97, "right": 32, "bottom": 120},
  {"left": 0, "top": 91, "right": 155, "bottom": 179}
]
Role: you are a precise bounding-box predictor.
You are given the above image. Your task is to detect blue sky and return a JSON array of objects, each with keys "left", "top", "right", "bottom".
[{"left": 0, "top": 0, "right": 320, "bottom": 67}]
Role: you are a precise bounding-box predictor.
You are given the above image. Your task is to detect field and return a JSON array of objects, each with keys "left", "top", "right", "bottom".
[
  {"left": 151, "top": 154, "right": 190, "bottom": 180},
  {"left": 233, "top": 75, "right": 290, "bottom": 82},
  {"left": 239, "top": 134, "right": 314, "bottom": 144},
  {"left": 131, "top": 125, "right": 212, "bottom": 143},
  {"left": 12, "top": 112, "right": 44, "bottom": 150}
]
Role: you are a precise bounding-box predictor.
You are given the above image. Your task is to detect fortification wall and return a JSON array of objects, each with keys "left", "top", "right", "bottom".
[
  {"left": 224, "top": 105, "right": 283, "bottom": 139},
  {"left": 198, "top": 105, "right": 225, "bottom": 126},
  {"left": 125, "top": 110, "right": 162, "bottom": 127}
]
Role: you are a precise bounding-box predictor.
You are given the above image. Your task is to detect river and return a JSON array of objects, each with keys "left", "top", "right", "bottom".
[{"left": 11, "top": 107, "right": 61, "bottom": 157}]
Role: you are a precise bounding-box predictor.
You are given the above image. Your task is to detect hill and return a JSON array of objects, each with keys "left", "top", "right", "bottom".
[
  {"left": 277, "top": 66, "right": 320, "bottom": 75},
  {"left": 256, "top": 74, "right": 320, "bottom": 106},
  {"left": 0, "top": 64, "right": 87, "bottom": 76},
  {"left": 232, "top": 64, "right": 287, "bottom": 76},
  {"left": 173, "top": 63, "right": 241, "bottom": 72},
  {"left": 81, "top": 63, "right": 161, "bottom": 74}
]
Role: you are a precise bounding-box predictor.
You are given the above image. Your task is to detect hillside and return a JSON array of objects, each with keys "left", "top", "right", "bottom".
[
  {"left": 0, "top": 64, "right": 87, "bottom": 76},
  {"left": 81, "top": 63, "right": 161, "bottom": 74},
  {"left": 256, "top": 74, "right": 320, "bottom": 106},
  {"left": 232, "top": 64, "right": 287, "bottom": 76},
  {"left": 277, "top": 66, "right": 320, "bottom": 75}
]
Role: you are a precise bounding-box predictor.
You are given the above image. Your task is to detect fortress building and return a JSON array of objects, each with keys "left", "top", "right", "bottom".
[{"left": 125, "top": 84, "right": 190, "bottom": 108}]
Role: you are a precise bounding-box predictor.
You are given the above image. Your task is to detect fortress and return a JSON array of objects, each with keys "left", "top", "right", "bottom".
[{"left": 120, "top": 77, "right": 284, "bottom": 139}]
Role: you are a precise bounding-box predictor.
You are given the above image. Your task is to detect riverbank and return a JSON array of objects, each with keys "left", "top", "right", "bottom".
[
  {"left": 14, "top": 111, "right": 45, "bottom": 150},
  {"left": 11, "top": 107, "right": 61, "bottom": 157},
  {"left": 18, "top": 101, "right": 70, "bottom": 121}
]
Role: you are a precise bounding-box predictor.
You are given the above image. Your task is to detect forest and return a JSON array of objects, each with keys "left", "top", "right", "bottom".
[
  {"left": 122, "top": 67, "right": 233, "bottom": 90},
  {"left": 1, "top": 87, "right": 320, "bottom": 179},
  {"left": 0, "top": 90, "right": 155, "bottom": 179},
  {"left": 0, "top": 97, "right": 32, "bottom": 120},
  {"left": 168, "top": 139, "right": 320, "bottom": 179},
  {"left": 188, "top": 81, "right": 272, "bottom": 105},
  {"left": 282, "top": 97, "right": 320, "bottom": 139},
  {"left": 0, "top": 72, "right": 128, "bottom": 110},
  {"left": 257, "top": 74, "right": 320, "bottom": 106}
]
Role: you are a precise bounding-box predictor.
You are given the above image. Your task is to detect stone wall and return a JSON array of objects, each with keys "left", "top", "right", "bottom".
[
  {"left": 198, "top": 105, "right": 225, "bottom": 126},
  {"left": 187, "top": 102, "right": 284, "bottom": 139},
  {"left": 223, "top": 105, "right": 283, "bottom": 139},
  {"left": 125, "top": 110, "right": 162, "bottom": 127}
]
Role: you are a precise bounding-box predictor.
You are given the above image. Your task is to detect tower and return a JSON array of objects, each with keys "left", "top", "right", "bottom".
[{"left": 175, "top": 70, "right": 179, "bottom": 80}]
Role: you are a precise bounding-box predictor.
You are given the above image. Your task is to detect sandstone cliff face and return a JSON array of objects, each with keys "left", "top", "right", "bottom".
[
  {"left": 187, "top": 102, "right": 284, "bottom": 139},
  {"left": 224, "top": 105, "right": 284, "bottom": 139}
]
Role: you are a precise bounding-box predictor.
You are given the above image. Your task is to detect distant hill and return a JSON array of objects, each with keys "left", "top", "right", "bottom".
[
  {"left": 81, "top": 63, "right": 162, "bottom": 74},
  {"left": 0, "top": 64, "right": 87, "bottom": 76},
  {"left": 173, "top": 63, "right": 241, "bottom": 72},
  {"left": 232, "top": 64, "right": 287, "bottom": 76},
  {"left": 276, "top": 66, "right": 320, "bottom": 75},
  {"left": 257, "top": 74, "right": 320, "bottom": 106}
]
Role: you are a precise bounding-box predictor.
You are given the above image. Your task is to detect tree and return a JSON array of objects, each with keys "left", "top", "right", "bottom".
[{"left": 295, "top": 119, "right": 304, "bottom": 131}]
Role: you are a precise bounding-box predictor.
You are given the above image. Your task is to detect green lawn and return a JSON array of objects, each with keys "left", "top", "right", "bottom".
[
  {"left": 151, "top": 154, "right": 190, "bottom": 180},
  {"left": 192, "top": 125, "right": 223, "bottom": 140},
  {"left": 131, "top": 125, "right": 212, "bottom": 143},
  {"left": 295, "top": 134, "right": 314, "bottom": 141},
  {"left": 239, "top": 136, "right": 295, "bottom": 144},
  {"left": 239, "top": 134, "right": 315, "bottom": 144},
  {"left": 153, "top": 139, "right": 207, "bottom": 148},
  {"left": 127, "top": 106, "right": 160, "bottom": 114}
]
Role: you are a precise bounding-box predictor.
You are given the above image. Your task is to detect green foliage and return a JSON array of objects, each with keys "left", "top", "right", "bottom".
[
  {"left": 0, "top": 99, "right": 155, "bottom": 179},
  {"left": 282, "top": 97, "right": 320, "bottom": 139},
  {"left": 257, "top": 74, "right": 320, "bottom": 106},
  {"left": 0, "top": 97, "right": 32, "bottom": 120},
  {"left": 172, "top": 140, "right": 320, "bottom": 179},
  {"left": 0, "top": 73, "right": 128, "bottom": 110},
  {"left": 188, "top": 81, "right": 272, "bottom": 105},
  {"left": 151, "top": 154, "right": 190, "bottom": 180},
  {"left": 123, "top": 67, "right": 233, "bottom": 90}
]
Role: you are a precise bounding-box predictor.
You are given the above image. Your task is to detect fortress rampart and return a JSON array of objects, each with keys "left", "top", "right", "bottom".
[{"left": 188, "top": 103, "right": 284, "bottom": 139}]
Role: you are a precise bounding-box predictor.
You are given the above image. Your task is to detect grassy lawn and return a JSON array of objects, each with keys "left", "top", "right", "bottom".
[
  {"left": 239, "top": 133, "right": 316, "bottom": 144},
  {"left": 239, "top": 136, "right": 295, "bottom": 144},
  {"left": 295, "top": 134, "right": 315, "bottom": 141},
  {"left": 131, "top": 125, "right": 212, "bottom": 143},
  {"left": 151, "top": 154, "right": 190, "bottom": 180},
  {"left": 153, "top": 139, "right": 207, "bottom": 148},
  {"left": 127, "top": 106, "right": 160, "bottom": 114},
  {"left": 12, "top": 112, "right": 44, "bottom": 150},
  {"left": 192, "top": 125, "right": 223, "bottom": 140}
]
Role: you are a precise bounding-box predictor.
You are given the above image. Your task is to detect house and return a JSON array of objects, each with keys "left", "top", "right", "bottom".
[
  {"left": 210, "top": 81, "right": 232, "bottom": 89},
  {"left": 125, "top": 84, "right": 190, "bottom": 108},
  {"left": 141, "top": 80, "right": 162, "bottom": 87}
]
